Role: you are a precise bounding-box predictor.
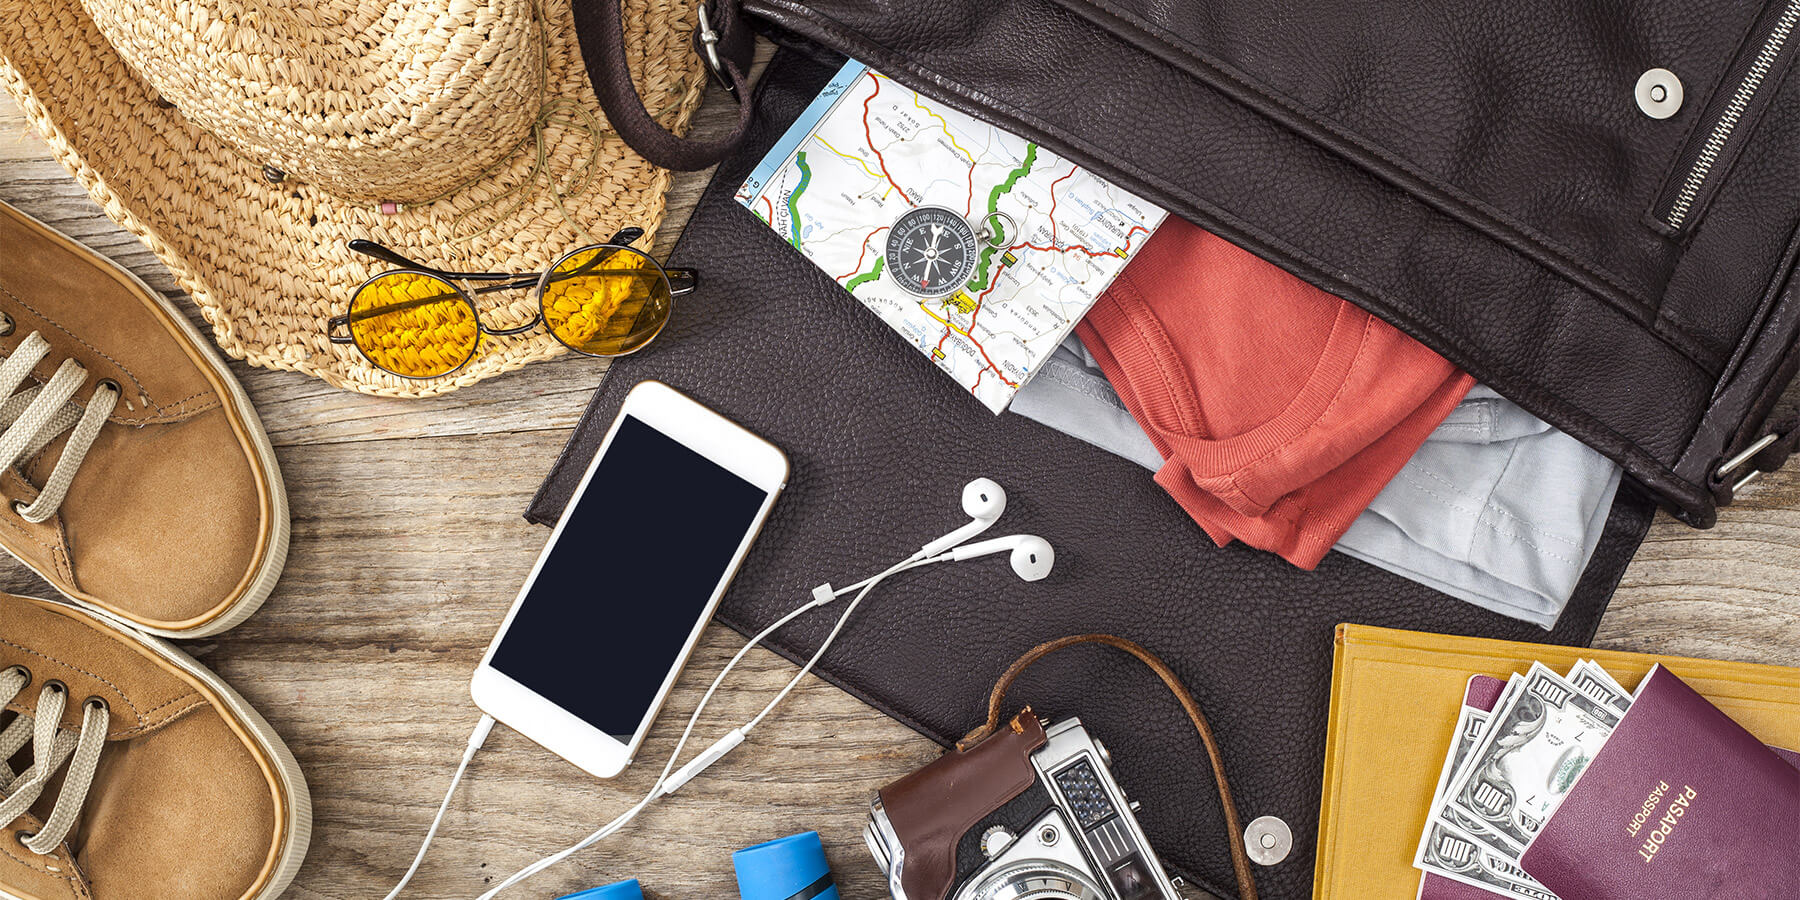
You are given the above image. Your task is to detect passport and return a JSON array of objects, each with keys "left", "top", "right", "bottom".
[
  {"left": 1318, "top": 625, "right": 1800, "bottom": 900},
  {"left": 1517, "top": 665, "right": 1800, "bottom": 899}
]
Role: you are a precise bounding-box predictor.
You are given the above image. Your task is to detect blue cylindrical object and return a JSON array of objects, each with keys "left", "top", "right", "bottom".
[
  {"left": 557, "top": 878, "right": 645, "bottom": 900},
  {"left": 732, "top": 831, "right": 839, "bottom": 900}
]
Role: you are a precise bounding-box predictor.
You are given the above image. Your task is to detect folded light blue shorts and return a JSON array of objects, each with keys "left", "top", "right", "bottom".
[{"left": 1012, "top": 339, "right": 1622, "bottom": 628}]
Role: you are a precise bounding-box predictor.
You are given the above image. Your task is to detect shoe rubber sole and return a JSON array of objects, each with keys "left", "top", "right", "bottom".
[{"left": 131, "top": 262, "right": 290, "bottom": 639}]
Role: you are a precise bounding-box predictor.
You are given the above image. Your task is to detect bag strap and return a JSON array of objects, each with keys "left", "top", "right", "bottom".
[
  {"left": 958, "top": 634, "right": 1260, "bottom": 900},
  {"left": 572, "top": 0, "right": 758, "bottom": 171},
  {"left": 1711, "top": 343, "right": 1799, "bottom": 507}
]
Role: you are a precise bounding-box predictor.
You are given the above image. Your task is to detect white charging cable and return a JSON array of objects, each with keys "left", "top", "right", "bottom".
[
  {"left": 377, "top": 554, "right": 941, "bottom": 900},
  {"left": 474, "top": 553, "right": 942, "bottom": 898},
  {"left": 380, "top": 714, "right": 497, "bottom": 900}
]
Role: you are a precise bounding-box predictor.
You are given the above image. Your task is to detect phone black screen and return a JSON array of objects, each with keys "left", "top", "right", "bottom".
[{"left": 490, "top": 414, "right": 771, "bottom": 736}]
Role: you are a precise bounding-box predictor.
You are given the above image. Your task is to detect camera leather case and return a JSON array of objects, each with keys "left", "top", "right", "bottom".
[
  {"left": 872, "top": 712, "right": 1047, "bottom": 900},
  {"left": 867, "top": 707, "right": 1192, "bottom": 900}
]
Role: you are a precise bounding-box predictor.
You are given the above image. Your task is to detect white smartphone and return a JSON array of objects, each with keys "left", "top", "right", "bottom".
[{"left": 472, "top": 380, "right": 788, "bottom": 778}]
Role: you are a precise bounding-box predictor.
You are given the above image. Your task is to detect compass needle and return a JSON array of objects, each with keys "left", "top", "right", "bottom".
[{"left": 885, "top": 206, "right": 980, "bottom": 299}]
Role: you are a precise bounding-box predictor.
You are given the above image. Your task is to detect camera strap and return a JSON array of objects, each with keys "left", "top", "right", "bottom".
[{"left": 958, "top": 634, "right": 1260, "bottom": 900}]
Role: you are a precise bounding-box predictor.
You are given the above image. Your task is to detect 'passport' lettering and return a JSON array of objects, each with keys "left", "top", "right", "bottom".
[
  {"left": 1625, "top": 780, "right": 1670, "bottom": 837},
  {"left": 1636, "top": 785, "right": 1697, "bottom": 863}
]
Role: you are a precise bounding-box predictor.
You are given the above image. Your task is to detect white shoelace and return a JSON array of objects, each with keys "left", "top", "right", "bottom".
[
  {"left": 0, "top": 664, "right": 111, "bottom": 854},
  {"left": 0, "top": 329, "right": 120, "bottom": 523}
]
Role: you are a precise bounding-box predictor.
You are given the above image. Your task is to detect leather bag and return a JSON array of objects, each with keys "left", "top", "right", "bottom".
[
  {"left": 577, "top": 0, "right": 1800, "bottom": 525},
  {"left": 555, "top": 3, "right": 1799, "bottom": 895},
  {"left": 528, "top": 49, "right": 1662, "bottom": 898}
]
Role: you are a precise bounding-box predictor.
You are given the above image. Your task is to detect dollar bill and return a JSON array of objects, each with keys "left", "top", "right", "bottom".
[
  {"left": 1426, "top": 680, "right": 1516, "bottom": 844},
  {"left": 1567, "top": 660, "right": 1631, "bottom": 716},
  {"left": 1589, "top": 659, "right": 1631, "bottom": 698},
  {"left": 1419, "top": 704, "right": 1491, "bottom": 832},
  {"left": 1417, "top": 702, "right": 1508, "bottom": 862},
  {"left": 1417, "top": 819, "right": 1560, "bottom": 899},
  {"left": 1415, "top": 678, "right": 1556, "bottom": 898},
  {"left": 1577, "top": 659, "right": 1629, "bottom": 695},
  {"left": 1447, "top": 663, "right": 1623, "bottom": 852}
]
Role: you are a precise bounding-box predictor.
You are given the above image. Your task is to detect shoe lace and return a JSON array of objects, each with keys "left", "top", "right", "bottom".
[
  {"left": 0, "top": 328, "right": 121, "bottom": 523},
  {"left": 0, "top": 665, "right": 110, "bottom": 854}
]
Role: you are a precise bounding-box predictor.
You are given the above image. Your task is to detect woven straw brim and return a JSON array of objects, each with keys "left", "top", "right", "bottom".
[{"left": 0, "top": 0, "right": 702, "bottom": 397}]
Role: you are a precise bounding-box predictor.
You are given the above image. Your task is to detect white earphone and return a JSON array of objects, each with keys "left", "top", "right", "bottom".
[
  {"left": 916, "top": 477, "right": 1008, "bottom": 557},
  {"left": 912, "top": 477, "right": 1053, "bottom": 582},
  {"left": 944, "top": 534, "right": 1055, "bottom": 581},
  {"left": 391, "top": 477, "right": 1054, "bottom": 899}
]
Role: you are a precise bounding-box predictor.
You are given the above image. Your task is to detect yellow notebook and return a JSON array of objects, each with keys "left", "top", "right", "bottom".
[{"left": 1313, "top": 624, "right": 1800, "bottom": 899}]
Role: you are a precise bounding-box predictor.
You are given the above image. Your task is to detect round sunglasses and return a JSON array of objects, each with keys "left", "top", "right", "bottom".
[{"left": 328, "top": 228, "right": 698, "bottom": 379}]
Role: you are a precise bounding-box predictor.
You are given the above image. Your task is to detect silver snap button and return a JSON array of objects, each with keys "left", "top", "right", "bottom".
[
  {"left": 1244, "top": 815, "right": 1292, "bottom": 865},
  {"left": 1635, "top": 68, "right": 1683, "bottom": 119}
]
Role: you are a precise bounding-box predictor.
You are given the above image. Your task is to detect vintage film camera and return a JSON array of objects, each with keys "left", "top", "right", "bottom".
[{"left": 864, "top": 709, "right": 1185, "bottom": 900}]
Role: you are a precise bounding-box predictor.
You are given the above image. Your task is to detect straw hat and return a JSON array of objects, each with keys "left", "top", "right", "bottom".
[{"left": 0, "top": 0, "right": 703, "bottom": 396}]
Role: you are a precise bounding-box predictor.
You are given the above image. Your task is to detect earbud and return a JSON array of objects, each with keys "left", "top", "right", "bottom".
[
  {"left": 945, "top": 534, "right": 1055, "bottom": 581},
  {"left": 961, "top": 477, "right": 1008, "bottom": 519},
  {"left": 917, "top": 477, "right": 1008, "bottom": 558}
]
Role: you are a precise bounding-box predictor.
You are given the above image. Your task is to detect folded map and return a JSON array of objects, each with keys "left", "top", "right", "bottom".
[{"left": 736, "top": 59, "right": 1166, "bottom": 413}]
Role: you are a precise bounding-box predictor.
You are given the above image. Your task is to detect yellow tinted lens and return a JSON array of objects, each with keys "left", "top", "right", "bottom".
[
  {"left": 540, "top": 247, "right": 671, "bottom": 356},
  {"left": 348, "top": 272, "right": 478, "bottom": 377}
]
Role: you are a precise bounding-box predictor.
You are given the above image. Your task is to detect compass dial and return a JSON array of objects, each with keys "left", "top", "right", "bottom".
[{"left": 885, "top": 206, "right": 980, "bottom": 298}]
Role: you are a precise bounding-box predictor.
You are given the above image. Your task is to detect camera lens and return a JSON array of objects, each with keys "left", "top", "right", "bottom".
[{"left": 967, "top": 860, "right": 1106, "bottom": 900}]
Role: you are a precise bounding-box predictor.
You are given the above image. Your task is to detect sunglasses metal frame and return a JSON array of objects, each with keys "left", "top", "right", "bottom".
[{"left": 328, "top": 228, "right": 699, "bottom": 379}]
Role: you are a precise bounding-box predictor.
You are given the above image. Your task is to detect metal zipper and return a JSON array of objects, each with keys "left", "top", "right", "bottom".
[{"left": 1656, "top": 0, "right": 1800, "bottom": 232}]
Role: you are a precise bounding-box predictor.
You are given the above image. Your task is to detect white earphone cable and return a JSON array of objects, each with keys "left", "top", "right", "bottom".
[
  {"left": 474, "top": 554, "right": 942, "bottom": 899},
  {"left": 742, "top": 556, "right": 932, "bottom": 733},
  {"left": 381, "top": 713, "right": 496, "bottom": 900}
]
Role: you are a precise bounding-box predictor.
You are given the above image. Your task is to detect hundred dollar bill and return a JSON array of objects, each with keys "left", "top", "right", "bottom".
[
  {"left": 1416, "top": 675, "right": 1563, "bottom": 897},
  {"left": 1592, "top": 659, "right": 1632, "bottom": 698},
  {"left": 1417, "top": 819, "right": 1560, "bottom": 900},
  {"left": 1425, "top": 703, "right": 1488, "bottom": 810},
  {"left": 1417, "top": 703, "right": 1498, "bottom": 859},
  {"left": 1425, "top": 678, "right": 1519, "bottom": 845},
  {"left": 1576, "top": 659, "right": 1629, "bottom": 695},
  {"left": 1447, "top": 663, "right": 1623, "bottom": 852},
  {"left": 1415, "top": 702, "right": 1559, "bottom": 895},
  {"left": 1576, "top": 658, "right": 1634, "bottom": 691},
  {"left": 1567, "top": 660, "right": 1631, "bottom": 716}
]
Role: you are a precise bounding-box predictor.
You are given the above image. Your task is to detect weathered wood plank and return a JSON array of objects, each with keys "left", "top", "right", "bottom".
[
  {"left": 1597, "top": 460, "right": 1800, "bottom": 665},
  {"left": 1, "top": 50, "right": 1797, "bottom": 900}
]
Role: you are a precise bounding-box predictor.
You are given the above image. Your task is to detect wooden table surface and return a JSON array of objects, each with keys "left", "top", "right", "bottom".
[{"left": 2, "top": 58, "right": 1796, "bottom": 900}]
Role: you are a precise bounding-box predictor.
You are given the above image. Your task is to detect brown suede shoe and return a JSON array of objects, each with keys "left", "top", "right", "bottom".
[
  {"left": 1, "top": 592, "right": 309, "bottom": 899},
  {"left": 0, "top": 202, "right": 286, "bottom": 637}
]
